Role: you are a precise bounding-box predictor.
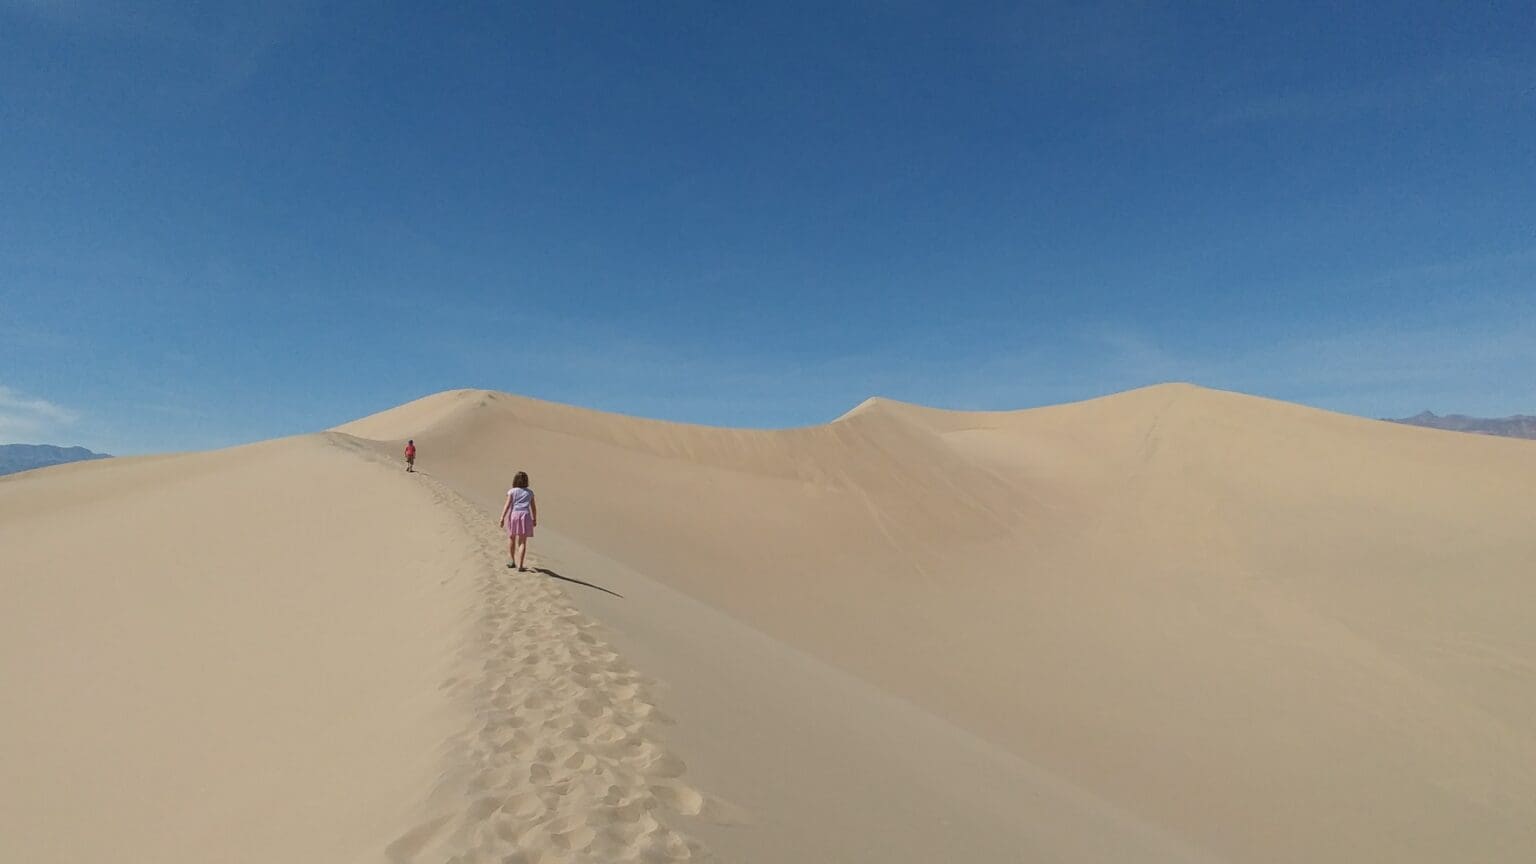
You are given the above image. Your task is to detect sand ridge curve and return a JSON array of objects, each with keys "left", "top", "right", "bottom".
[
  {"left": 337, "top": 383, "right": 1536, "bottom": 863},
  {"left": 329, "top": 433, "right": 719, "bottom": 864},
  {"left": 7, "top": 382, "right": 1536, "bottom": 862}
]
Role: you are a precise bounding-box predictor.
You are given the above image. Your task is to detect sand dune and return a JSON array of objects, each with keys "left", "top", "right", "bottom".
[
  {"left": 1, "top": 434, "right": 710, "bottom": 863},
  {"left": 5, "top": 383, "right": 1535, "bottom": 862}
]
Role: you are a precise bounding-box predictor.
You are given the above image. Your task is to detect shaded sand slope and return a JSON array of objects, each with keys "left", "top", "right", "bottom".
[
  {"left": 340, "top": 383, "right": 1536, "bottom": 862},
  {"left": 518, "top": 533, "right": 1216, "bottom": 863},
  {"left": 1, "top": 433, "right": 714, "bottom": 863}
]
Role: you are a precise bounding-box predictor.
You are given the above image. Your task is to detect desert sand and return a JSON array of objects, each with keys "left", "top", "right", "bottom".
[{"left": 4, "top": 382, "right": 1535, "bottom": 862}]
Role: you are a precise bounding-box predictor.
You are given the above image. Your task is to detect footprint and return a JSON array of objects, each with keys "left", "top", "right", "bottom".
[
  {"left": 464, "top": 795, "right": 503, "bottom": 821},
  {"left": 612, "top": 796, "right": 655, "bottom": 822},
  {"left": 650, "top": 783, "right": 704, "bottom": 817},
  {"left": 589, "top": 723, "right": 626, "bottom": 745},
  {"left": 641, "top": 828, "right": 695, "bottom": 862},
  {"left": 548, "top": 818, "right": 595, "bottom": 853},
  {"left": 466, "top": 764, "right": 516, "bottom": 793},
  {"left": 642, "top": 753, "right": 686, "bottom": 779},
  {"left": 504, "top": 791, "right": 546, "bottom": 819}
]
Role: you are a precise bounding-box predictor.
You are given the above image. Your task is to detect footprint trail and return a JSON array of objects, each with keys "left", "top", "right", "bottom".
[{"left": 330, "top": 435, "right": 716, "bottom": 863}]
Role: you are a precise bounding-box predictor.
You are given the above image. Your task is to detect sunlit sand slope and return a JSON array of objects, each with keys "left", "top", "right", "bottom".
[
  {"left": 339, "top": 383, "right": 1536, "bottom": 863},
  {"left": 4, "top": 381, "right": 1531, "bottom": 863},
  {"left": 1, "top": 433, "right": 710, "bottom": 863}
]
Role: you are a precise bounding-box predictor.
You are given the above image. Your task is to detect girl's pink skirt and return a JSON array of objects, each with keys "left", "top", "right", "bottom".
[{"left": 507, "top": 512, "right": 534, "bottom": 537}]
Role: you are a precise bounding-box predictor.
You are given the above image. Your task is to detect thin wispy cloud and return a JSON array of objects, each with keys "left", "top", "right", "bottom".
[
  {"left": 423, "top": 294, "right": 1534, "bottom": 431},
  {"left": 3, "top": 4, "right": 1530, "bottom": 452},
  {"left": 1017, "top": 314, "right": 1536, "bottom": 420},
  {"left": 0, "top": 384, "right": 79, "bottom": 442}
]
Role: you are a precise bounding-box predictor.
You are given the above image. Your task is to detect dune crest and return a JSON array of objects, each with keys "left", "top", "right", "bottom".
[
  {"left": 1, "top": 431, "right": 713, "bottom": 864},
  {"left": 339, "top": 382, "right": 1536, "bottom": 863},
  {"left": 5, "top": 382, "right": 1535, "bottom": 862}
]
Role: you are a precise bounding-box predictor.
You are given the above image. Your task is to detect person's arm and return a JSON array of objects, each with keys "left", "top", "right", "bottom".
[
  {"left": 499, "top": 493, "right": 512, "bottom": 527},
  {"left": 531, "top": 494, "right": 538, "bottom": 527}
]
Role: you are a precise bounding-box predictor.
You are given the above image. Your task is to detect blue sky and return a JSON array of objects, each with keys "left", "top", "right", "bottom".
[{"left": 2, "top": 1, "right": 1532, "bottom": 454}]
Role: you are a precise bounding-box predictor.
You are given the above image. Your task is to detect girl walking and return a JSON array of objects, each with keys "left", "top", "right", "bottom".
[{"left": 499, "top": 471, "right": 538, "bottom": 571}]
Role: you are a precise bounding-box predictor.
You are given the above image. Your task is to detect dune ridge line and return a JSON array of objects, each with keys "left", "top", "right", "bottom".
[{"left": 326, "top": 434, "right": 718, "bottom": 863}]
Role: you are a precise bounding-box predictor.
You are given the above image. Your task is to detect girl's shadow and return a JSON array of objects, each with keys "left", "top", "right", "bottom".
[{"left": 533, "top": 567, "right": 624, "bottom": 599}]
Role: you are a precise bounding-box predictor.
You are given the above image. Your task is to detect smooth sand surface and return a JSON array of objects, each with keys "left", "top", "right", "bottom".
[
  {"left": 5, "top": 382, "right": 1535, "bottom": 862},
  {"left": 2, "top": 433, "right": 709, "bottom": 863}
]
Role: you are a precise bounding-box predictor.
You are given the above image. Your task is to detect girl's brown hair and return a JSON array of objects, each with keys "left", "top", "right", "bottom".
[{"left": 512, "top": 471, "right": 530, "bottom": 488}]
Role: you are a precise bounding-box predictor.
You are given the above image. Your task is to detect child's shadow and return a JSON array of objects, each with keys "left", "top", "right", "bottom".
[{"left": 534, "top": 567, "right": 624, "bottom": 599}]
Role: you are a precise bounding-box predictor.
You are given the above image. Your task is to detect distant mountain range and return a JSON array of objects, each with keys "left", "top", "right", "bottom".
[
  {"left": 1387, "top": 412, "right": 1536, "bottom": 440},
  {"left": 0, "top": 444, "right": 113, "bottom": 476}
]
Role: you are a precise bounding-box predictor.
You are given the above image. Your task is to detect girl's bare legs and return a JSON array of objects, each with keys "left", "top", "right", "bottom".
[
  {"left": 515, "top": 536, "right": 529, "bottom": 570},
  {"left": 507, "top": 535, "right": 517, "bottom": 565}
]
